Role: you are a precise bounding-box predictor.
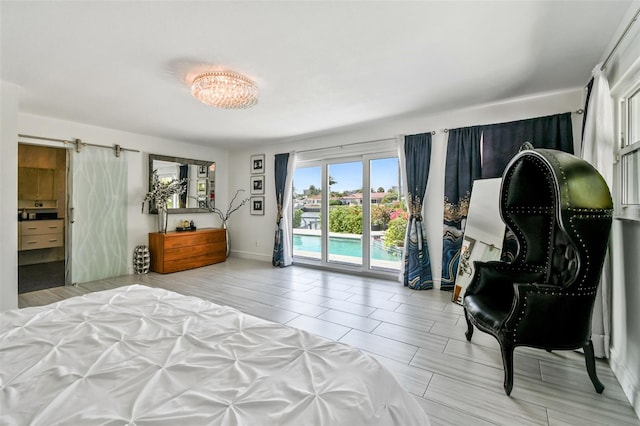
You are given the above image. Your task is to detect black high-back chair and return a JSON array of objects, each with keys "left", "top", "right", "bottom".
[{"left": 463, "top": 148, "right": 613, "bottom": 396}]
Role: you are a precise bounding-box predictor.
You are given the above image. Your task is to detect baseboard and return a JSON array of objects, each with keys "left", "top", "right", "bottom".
[
  {"left": 433, "top": 277, "right": 445, "bottom": 290},
  {"left": 230, "top": 250, "right": 272, "bottom": 263},
  {"left": 610, "top": 345, "right": 640, "bottom": 420}
]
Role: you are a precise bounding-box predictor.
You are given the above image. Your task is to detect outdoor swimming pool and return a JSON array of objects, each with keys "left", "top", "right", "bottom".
[{"left": 293, "top": 234, "right": 400, "bottom": 262}]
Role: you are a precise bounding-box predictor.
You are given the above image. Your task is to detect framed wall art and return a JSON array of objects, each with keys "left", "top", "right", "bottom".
[
  {"left": 250, "top": 175, "right": 265, "bottom": 195},
  {"left": 250, "top": 196, "right": 264, "bottom": 215},
  {"left": 250, "top": 154, "right": 265, "bottom": 174}
]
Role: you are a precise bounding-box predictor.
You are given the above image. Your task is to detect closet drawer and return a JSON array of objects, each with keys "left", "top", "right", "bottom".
[
  {"left": 21, "top": 233, "right": 64, "bottom": 250},
  {"left": 21, "top": 220, "right": 63, "bottom": 235}
]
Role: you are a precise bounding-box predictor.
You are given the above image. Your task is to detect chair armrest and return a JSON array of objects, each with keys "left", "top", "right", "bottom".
[
  {"left": 465, "top": 261, "right": 545, "bottom": 297},
  {"left": 504, "top": 283, "right": 590, "bottom": 348}
]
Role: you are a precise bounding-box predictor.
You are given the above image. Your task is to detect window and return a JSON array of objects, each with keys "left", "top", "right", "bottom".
[
  {"left": 292, "top": 144, "right": 405, "bottom": 274},
  {"left": 617, "top": 82, "right": 640, "bottom": 220},
  {"left": 292, "top": 164, "right": 322, "bottom": 261}
]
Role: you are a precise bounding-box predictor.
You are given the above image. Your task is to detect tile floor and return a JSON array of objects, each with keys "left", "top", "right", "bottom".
[{"left": 18, "top": 258, "right": 639, "bottom": 425}]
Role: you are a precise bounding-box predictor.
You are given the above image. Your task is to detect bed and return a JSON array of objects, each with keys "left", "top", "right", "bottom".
[{"left": 1, "top": 285, "right": 429, "bottom": 425}]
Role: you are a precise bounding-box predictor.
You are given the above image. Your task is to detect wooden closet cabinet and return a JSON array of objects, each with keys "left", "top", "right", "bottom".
[
  {"left": 148, "top": 228, "right": 226, "bottom": 273},
  {"left": 18, "top": 167, "right": 55, "bottom": 200},
  {"left": 19, "top": 219, "right": 64, "bottom": 251}
]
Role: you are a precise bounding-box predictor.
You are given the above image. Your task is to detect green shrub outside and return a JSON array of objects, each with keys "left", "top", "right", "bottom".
[
  {"left": 329, "top": 205, "right": 363, "bottom": 234},
  {"left": 295, "top": 202, "right": 406, "bottom": 251},
  {"left": 385, "top": 216, "right": 407, "bottom": 248}
]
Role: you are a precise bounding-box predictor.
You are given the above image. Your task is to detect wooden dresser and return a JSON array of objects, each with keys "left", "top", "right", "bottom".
[{"left": 148, "top": 228, "right": 226, "bottom": 273}]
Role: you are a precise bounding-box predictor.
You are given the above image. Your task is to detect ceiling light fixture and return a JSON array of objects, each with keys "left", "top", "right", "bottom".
[{"left": 191, "top": 69, "right": 258, "bottom": 109}]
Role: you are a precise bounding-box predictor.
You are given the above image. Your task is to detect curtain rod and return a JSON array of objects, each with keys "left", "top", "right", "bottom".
[
  {"left": 601, "top": 7, "right": 640, "bottom": 71},
  {"left": 442, "top": 108, "right": 584, "bottom": 133},
  {"left": 296, "top": 137, "right": 396, "bottom": 154},
  {"left": 441, "top": 110, "right": 583, "bottom": 133},
  {"left": 18, "top": 133, "right": 140, "bottom": 157},
  {"left": 296, "top": 132, "right": 437, "bottom": 155},
  {"left": 297, "top": 108, "right": 581, "bottom": 145}
]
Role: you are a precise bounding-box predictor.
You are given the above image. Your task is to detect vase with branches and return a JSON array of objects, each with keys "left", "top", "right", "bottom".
[
  {"left": 208, "top": 189, "right": 250, "bottom": 257},
  {"left": 142, "top": 169, "right": 188, "bottom": 233}
]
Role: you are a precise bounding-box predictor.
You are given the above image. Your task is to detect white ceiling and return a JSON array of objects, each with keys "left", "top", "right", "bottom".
[{"left": 1, "top": 1, "right": 633, "bottom": 149}]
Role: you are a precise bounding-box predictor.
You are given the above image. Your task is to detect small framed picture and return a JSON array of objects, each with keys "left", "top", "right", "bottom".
[
  {"left": 250, "top": 175, "right": 265, "bottom": 195},
  {"left": 250, "top": 154, "right": 265, "bottom": 174},
  {"left": 198, "top": 165, "right": 208, "bottom": 178},
  {"left": 250, "top": 196, "right": 264, "bottom": 215}
]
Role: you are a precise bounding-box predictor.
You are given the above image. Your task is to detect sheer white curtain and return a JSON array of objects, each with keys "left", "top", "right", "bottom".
[
  {"left": 582, "top": 63, "right": 614, "bottom": 358},
  {"left": 396, "top": 136, "right": 408, "bottom": 283},
  {"left": 281, "top": 151, "right": 297, "bottom": 266}
]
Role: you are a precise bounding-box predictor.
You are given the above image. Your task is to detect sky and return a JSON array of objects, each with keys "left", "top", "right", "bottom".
[{"left": 293, "top": 157, "right": 401, "bottom": 194}]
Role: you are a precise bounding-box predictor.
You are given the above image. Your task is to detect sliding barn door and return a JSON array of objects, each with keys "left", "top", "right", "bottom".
[{"left": 68, "top": 147, "right": 127, "bottom": 284}]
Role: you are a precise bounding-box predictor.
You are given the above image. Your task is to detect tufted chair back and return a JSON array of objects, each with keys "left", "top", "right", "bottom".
[{"left": 463, "top": 148, "right": 613, "bottom": 395}]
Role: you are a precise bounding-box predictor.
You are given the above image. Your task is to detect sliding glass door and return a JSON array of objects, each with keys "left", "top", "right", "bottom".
[
  {"left": 328, "top": 160, "right": 363, "bottom": 266},
  {"left": 292, "top": 164, "right": 322, "bottom": 260},
  {"left": 369, "top": 157, "right": 404, "bottom": 271},
  {"left": 292, "top": 152, "right": 404, "bottom": 272}
]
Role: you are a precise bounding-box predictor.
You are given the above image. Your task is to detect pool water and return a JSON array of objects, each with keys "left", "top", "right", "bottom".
[{"left": 293, "top": 234, "right": 400, "bottom": 262}]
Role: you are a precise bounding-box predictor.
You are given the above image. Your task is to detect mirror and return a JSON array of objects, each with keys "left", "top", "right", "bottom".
[
  {"left": 452, "top": 178, "right": 505, "bottom": 305},
  {"left": 148, "top": 154, "right": 215, "bottom": 214}
]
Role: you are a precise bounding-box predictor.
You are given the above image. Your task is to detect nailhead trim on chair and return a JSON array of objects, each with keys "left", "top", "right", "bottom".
[
  {"left": 513, "top": 288, "right": 597, "bottom": 343},
  {"left": 546, "top": 153, "right": 572, "bottom": 209},
  {"left": 568, "top": 208, "right": 613, "bottom": 213},
  {"left": 501, "top": 155, "right": 555, "bottom": 269},
  {"left": 505, "top": 206, "right": 554, "bottom": 213},
  {"left": 491, "top": 265, "right": 544, "bottom": 273},
  {"left": 571, "top": 215, "right": 590, "bottom": 291},
  {"left": 569, "top": 213, "right": 612, "bottom": 292}
]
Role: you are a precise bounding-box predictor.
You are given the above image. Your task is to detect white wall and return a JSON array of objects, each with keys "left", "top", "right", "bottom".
[
  {"left": 610, "top": 220, "right": 640, "bottom": 417},
  {"left": 0, "top": 111, "right": 229, "bottom": 307},
  {"left": 0, "top": 81, "right": 20, "bottom": 311},
  {"left": 17, "top": 113, "right": 230, "bottom": 264},
  {"left": 227, "top": 88, "right": 584, "bottom": 284},
  {"left": 605, "top": 2, "right": 640, "bottom": 417}
]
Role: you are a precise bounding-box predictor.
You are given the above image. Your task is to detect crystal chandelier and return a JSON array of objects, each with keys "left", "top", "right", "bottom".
[{"left": 191, "top": 70, "right": 258, "bottom": 109}]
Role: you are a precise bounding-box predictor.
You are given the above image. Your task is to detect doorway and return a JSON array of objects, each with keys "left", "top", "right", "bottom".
[
  {"left": 17, "top": 137, "right": 129, "bottom": 293},
  {"left": 17, "top": 144, "right": 67, "bottom": 293},
  {"left": 292, "top": 152, "right": 405, "bottom": 273}
]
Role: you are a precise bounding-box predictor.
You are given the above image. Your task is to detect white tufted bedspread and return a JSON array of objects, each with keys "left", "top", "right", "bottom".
[{"left": 1, "top": 285, "right": 429, "bottom": 425}]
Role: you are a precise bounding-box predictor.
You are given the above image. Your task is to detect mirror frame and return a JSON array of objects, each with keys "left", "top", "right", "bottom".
[{"left": 148, "top": 153, "right": 215, "bottom": 214}]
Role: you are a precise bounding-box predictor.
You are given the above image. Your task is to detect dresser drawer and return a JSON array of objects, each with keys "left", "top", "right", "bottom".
[
  {"left": 163, "top": 253, "right": 226, "bottom": 273},
  {"left": 21, "top": 220, "right": 64, "bottom": 235},
  {"left": 164, "top": 242, "right": 225, "bottom": 261},
  {"left": 21, "top": 233, "right": 64, "bottom": 250},
  {"left": 163, "top": 231, "right": 225, "bottom": 249}
]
